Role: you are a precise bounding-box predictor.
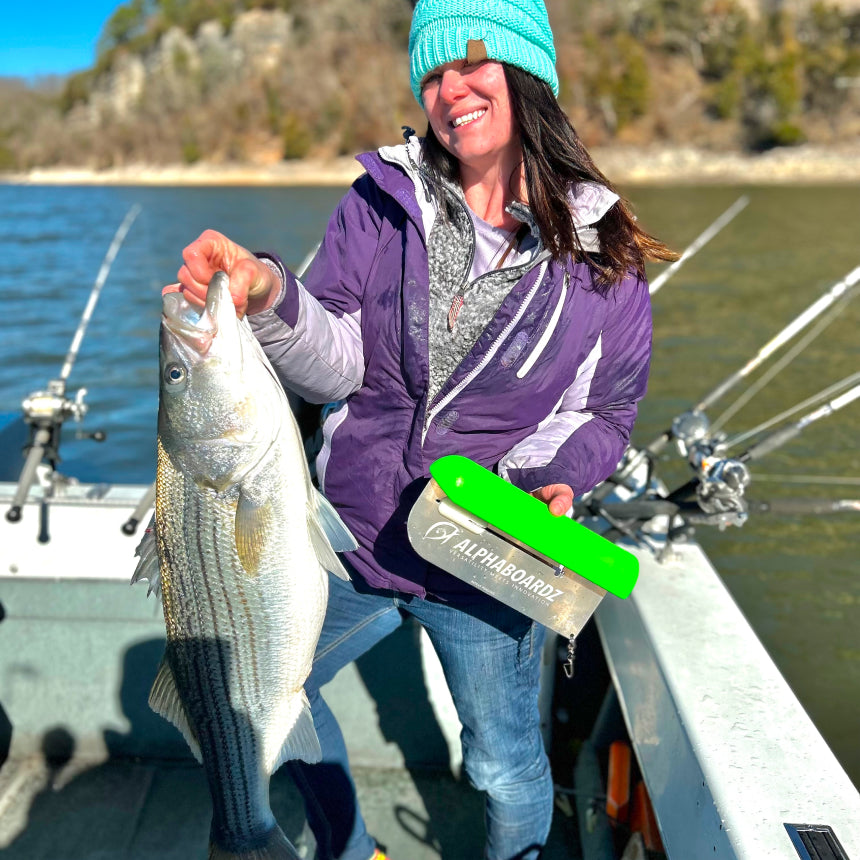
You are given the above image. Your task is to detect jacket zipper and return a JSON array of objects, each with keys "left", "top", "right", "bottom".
[
  {"left": 422, "top": 261, "right": 549, "bottom": 444},
  {"left": 516, "top": 272, "right": 569, "bottom": 379}
]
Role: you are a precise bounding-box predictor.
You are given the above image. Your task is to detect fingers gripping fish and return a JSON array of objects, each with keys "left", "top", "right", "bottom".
[{"left": 133, "top": 272, "right": 357, "bottom": 860}]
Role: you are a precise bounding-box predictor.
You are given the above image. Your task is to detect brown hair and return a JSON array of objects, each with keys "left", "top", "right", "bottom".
[{"left": 421, "top": 63, "right": 678, "bottom": 293}]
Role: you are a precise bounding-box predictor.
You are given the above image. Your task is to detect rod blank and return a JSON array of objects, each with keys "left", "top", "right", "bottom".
[
  {"left": 649, "top": 195, "right": 749, "bottom": 296},
  {"left": 695, "top": 264, "right": 860, "bottom": 413},
  {"left": 59, "top": 204, "right": 142, "bottom": 385}
]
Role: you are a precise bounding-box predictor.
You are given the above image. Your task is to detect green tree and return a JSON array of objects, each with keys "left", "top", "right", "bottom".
[
  {"left": 734, "top": 21, "right": 804, "bottom": 149},
  {"left": 98, "top": 0, "right": 151, "bottom": 54},
  {"left": 282, "top": 111, "right": 312, "bottom": 159},
  {"left": 614, "top": 33, "right": 651, "bottom": 127},
  {"left": 799, "top": 3, "right": 860, "bottom": 115},
  {"left": 58, "top": 69, "right": 97, "bottom": 114}
]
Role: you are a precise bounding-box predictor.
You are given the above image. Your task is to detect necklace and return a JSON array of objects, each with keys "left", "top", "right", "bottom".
[{"left": 447, "top": 222, "right": 529, "bottom": 332}]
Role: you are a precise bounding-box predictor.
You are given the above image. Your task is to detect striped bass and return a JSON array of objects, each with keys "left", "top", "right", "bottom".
[{"left": 133, "top": 271, "right": 356, "bottom": 860}]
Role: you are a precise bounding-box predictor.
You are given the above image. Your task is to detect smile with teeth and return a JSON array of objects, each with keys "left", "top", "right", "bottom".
[{"left": 451, "top": 109, "right": 487, "bottom": 128}]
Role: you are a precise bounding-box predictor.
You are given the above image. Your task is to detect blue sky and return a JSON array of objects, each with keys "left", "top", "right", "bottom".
[{"left": 0, "top": 1, "right": 122, "bottom": 79}]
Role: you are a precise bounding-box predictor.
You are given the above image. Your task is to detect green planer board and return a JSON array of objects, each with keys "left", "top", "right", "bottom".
[{"left": 407, "top": 456, "right": 639, "bottom": 638}]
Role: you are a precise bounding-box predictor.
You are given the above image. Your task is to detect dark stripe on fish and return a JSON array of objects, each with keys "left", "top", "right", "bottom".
[
  {"left": 194, "top": 495, "right": 249, "bottom": 839},
  {"left": 208, "top": 508, "right": 259, "bottom": 836}
]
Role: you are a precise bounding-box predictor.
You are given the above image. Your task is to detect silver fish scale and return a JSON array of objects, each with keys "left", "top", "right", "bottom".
[
  {"left": 157, "top": 454, "right": 266, "bottom": 842},
  {"left": 155, "top": 439, "right": 326, "bottom": 846},
  {"left": 146, "top": 276, "right": 353, "bottom": 858}
]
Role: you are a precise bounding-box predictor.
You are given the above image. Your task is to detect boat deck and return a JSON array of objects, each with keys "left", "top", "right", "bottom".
[
  {"left": 5, "top": 482, "right": 860, "bottom": 860},
  {"left": 0, "top": 754, "right": 582, "bottom": 859},
  {"left": 0, "top": 496, "right": 590, "bottom": 860}
]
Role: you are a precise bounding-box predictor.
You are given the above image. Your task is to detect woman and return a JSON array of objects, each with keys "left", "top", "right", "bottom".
[{"left": 174, "top": 2, "right": 675, "bottom": 858}]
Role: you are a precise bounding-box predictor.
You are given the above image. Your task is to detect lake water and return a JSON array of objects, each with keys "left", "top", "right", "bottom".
[{"left": 0, "top": 179, "right": 858, "bottom": 788}]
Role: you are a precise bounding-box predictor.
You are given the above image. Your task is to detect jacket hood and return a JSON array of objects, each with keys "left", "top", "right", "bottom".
[{"left": 357, "top": 137, "right": 619, "bottom": 251}]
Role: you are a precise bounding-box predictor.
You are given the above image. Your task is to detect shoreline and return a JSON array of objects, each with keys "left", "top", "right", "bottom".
[{"left": 3, "top": 145, "right": 860, "bottom": 187}]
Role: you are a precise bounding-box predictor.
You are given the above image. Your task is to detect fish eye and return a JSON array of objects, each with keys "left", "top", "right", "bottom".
[{"left": 164, "top": 364, "right": 187, "bottom": 385}]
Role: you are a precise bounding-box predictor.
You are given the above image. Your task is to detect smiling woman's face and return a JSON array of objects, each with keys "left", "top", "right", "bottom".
[{"left": 421, "top": 59, "right": 521, "bottom": 176}]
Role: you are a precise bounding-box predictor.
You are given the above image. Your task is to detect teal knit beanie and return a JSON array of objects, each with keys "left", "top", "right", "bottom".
[{"left": 408, "top": 0, "right": 559, "bottom": 104}]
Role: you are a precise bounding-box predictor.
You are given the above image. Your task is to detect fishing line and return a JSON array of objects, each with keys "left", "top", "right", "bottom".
[
  {"left": 726, "top": 370, "right": 860, "bottom": 451},
  {"left": 752, "top": 474, "right": 860, "bottom": 486},
  {"left": 747, "top": 497, "right": 860, "bottom": 515},
  {"left": 710, "top": 290, "right": 856, "bottom": 433}
]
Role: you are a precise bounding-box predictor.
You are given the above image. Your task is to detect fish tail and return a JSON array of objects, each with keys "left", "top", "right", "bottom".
[{"left": 208, "top": 824, "right": 301, "bottom": 859}]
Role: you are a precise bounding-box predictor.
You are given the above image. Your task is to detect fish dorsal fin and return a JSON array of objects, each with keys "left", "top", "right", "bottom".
[
  {"left": 235, "top": 491, "right": 275, "bottom": 577},
  {"left": 148, "top": 656, "right": 202, "bottom": 763},
  {"left": 307, "top": 488, "right": 357, "bottom": 581},
  {"left": 272, "top": 691, "right": 322, "bottom": 771},
  {"left": 131, "top": 515, "right": 162, "bottom": 600}
]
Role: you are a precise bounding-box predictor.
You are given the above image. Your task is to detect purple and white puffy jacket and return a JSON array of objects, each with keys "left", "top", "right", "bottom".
[{"left": 250, "top": 142, "right": 653, "bottom": 601}]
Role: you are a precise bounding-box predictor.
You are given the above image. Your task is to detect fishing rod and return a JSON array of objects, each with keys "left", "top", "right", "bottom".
[
  {"left": 722, "top": 369, "right": 860, "bottom": 451},
  {"left": 662, "top": 377, "right": 860, "bottom": 510},
  {"left": 736, "top": 379, "right": 860, "bottom": 464},
  {"left": 693, "top": 264, "right": 860, "bottom": 416},
  {"left": 5, "top": 204, "right": 142, "bottom": 530},
  {"left": 59, "top": 205, "right": 142, "bottom": 386},
  {"left": 578, "top": 489, "right": 860, "bottom": 553},
  {"left": 577, "top": 494, "right": 860, "bottom": 528},
  {"left": 295, "top": 242, "right": 321, "bottom": 279},
  {"left": 648, "top": 195, "right": 749, "bottom": 296},
  {"left": 746, "top": 498, "right": 860, "bottom": 515},
  {"left": 591, "top": 261, "right": 859, "bottom": 505},
  {"left": 622, "top": 262, "right": 860, "bottom": 475},
  {"left": 587, "top": 373, "right": 860, "bottom": 547},
  {"left": 587, "top": 237, "right": 860, "bottom": 539}
]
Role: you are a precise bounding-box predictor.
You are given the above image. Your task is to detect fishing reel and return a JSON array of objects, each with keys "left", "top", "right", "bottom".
[
  {"left": 669, "top": 411, "right": 748, "bottom": 525},
  {"left": 689, "top": 450, "right": 751, "bottom": 529},
  {"left": 671, "top": 410, "right": 721, "bottom": 458},
  {"left": 20, "top": 381, "right": 91, "bottom": 466},
  {"left": 6, "top": 381, "right": 105, "bottom": 526},
  {"left": 24, "top": 380, "right": 87, "bottom": 424}
]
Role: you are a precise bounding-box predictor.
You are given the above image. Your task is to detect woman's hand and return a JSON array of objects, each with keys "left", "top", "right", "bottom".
[
  {"left": 532, "top": 484, "right": 574, "bottom": 517},
  {"left": 166, "top": 229, "right": 279, "bottom": 318}
]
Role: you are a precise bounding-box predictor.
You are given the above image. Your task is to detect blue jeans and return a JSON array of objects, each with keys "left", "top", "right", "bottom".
[{"left": 288, "top": 572, "right": 553, "bottom": 860}]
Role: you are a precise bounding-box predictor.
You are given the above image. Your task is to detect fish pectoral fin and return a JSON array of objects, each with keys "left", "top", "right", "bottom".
[
  {"left": 307, "top": 489, "right": 357, "bottom": 581},
  {"left": 148, "top": 656, "right": 202, "bottom": 763},
  {"left": 235, "top": 491, "right": 275, "bottom": 577},
  {"left": 131, "top": 514, "right": 162, "bottom": 600},
  {"left": 312, "top": 488, "right": 358, "bottom": 552},
  {"left": 273, "top": 692, "right": 322, "bottom": 770}
]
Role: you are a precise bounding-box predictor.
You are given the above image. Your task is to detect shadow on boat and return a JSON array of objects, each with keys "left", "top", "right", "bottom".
[{"left": 0, "top": 623, "right": 605, "bottom": 859}]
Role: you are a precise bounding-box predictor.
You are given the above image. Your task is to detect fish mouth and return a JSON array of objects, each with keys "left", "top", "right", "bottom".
[
  {"left": 161, "top": 273, "right": 231, "bottom": 355},
  {"left": 162, "top": 292, "right": 216, "bottom": 354}
]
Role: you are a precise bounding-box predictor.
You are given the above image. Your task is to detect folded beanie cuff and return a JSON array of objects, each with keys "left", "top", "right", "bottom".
[{"left": 409, "top": 6, "right": 559, "bottom": 103}]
